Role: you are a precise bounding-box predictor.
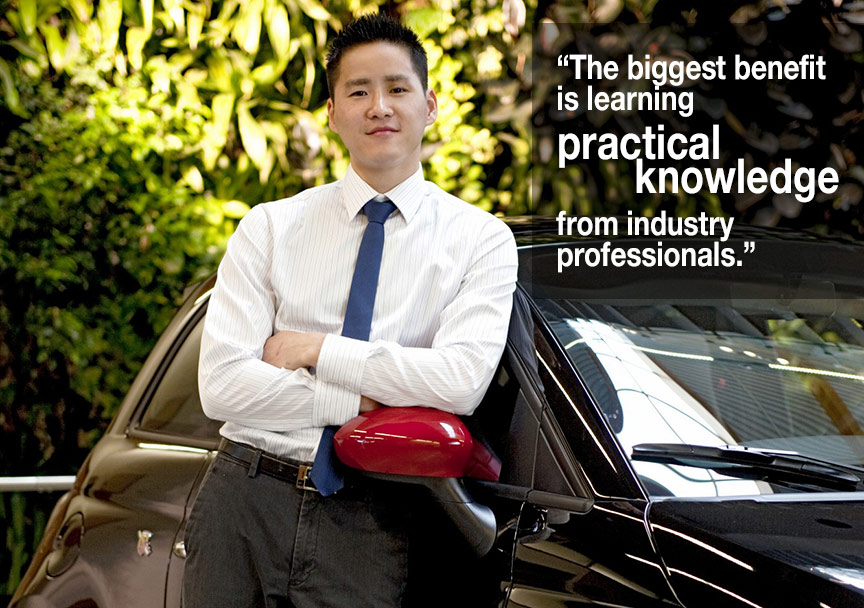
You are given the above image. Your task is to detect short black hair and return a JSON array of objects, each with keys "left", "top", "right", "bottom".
[{"left": 326, "top": 13, "right": 428, "bottom": 96}]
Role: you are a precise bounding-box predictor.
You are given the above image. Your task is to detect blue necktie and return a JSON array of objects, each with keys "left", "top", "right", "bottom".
[{"left": 310, "top": 196, "right": 397, "bottom": 496}]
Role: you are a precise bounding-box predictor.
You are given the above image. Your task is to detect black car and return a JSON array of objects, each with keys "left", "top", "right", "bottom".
[{"left": 11, "top": 219, "right": 864, "bottom": 608}]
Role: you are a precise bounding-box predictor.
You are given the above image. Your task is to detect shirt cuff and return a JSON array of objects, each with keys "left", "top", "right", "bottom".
[
  {"left": 312, "top": 380, "right": 361, "bottom": 427},
  {"left": 316, "top": 333, "right": 372, "bottom": 393}
]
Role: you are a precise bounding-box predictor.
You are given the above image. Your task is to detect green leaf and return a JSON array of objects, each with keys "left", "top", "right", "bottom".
[
  {"left": 237, "top": 100, "right": 268, "bottom": 170},
  {"left": 65, "top": 0, "right": 92, "bottom": 22},
  {"left": 222, "top": 200, "right": 250, "bottom": 218},
  {"left": 265, "top": 1, "right": 290, "bottom": 60},
  {"left": 39, "top": 24, "right": 68, "bottom": 70},
  {"left": 404, "top": 8, "right": 446, "bottom": 39},
  {"left": 202, "top": 92, "right": 235, "bottom": 169},
  {"left": 163, "top": 0, "right": 185, "bottom": 32},
  {"left": 206, "top": 52, "right": 234, "bottom": 92},
  {"left": 126, "top": 27, "right": 149, "bottom": 71},
  {"left": 156, "top": 253, "right": 185, "bottom": 275},
  {"left": 498, "top": 132, "right": 529, "bottom": 158},
  {"left": 232, "top": 0, "right": 263, "bottom": 55},
  {"left": 213, "top": 0, "right": 240, "bottom": 24},
  {"left": 258, "top": 148, "right": 275, "bottom": 183},
  {"left": 314, "top": 18, "right": 327, "bottom": 50},
  {"left": 97, "top": 0, "right": 122, "bottom": 54},
  {"left": 141, "top": 0, "right": 153, "bottom": 32},
  {"left": 209, "top": 0, "right": 239, "bottom": 47},
  {"left": 261, "top": 119, "right": 289, "bottom": 169},
  {"left": 20, "top": 0, "right": 37, "bottom": 35},
  {"left": 187, "top": 3, "right": 206, "bottom": 50},
  {"left": 78, "top": 20, "right": 102, "bottom": 53},
  {"left": 213, "top": 93, "right": 236, "bottom": 128},
  {"left": 296, "top": 0, "right": 330, "bottom": 22},
  {"left": 8, "top": 39, "right": 44, "bottom": 62},
  {"left": 251, "top": 59, "right": 287, "bottom": 85},
  {"left": 593, "top": 0, "right": 624, "bottom": 22},
  {"left": 145, "top": 55, "right": 171, "bottom": 92},
  {"left": 0, "top": 58, "right": 27, "bottom": 118},
  {"left": 183, "top": 166, "right": 205, "bottom": 193}
]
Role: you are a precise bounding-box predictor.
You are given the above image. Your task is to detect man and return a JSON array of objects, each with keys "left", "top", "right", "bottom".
[{"left": 184, "top": 13, "right": 517, "bottom": 608}]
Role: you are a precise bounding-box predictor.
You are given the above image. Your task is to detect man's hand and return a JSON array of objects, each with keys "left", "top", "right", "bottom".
[
  {"left": 263, "top": 332, "right": 383, "bottom": 413},
  {"left": 262, "top": 331, "right": 325, "bottom": 370},
  {"left": 359, "top": 396, "right": 382, "bottom": 412}
]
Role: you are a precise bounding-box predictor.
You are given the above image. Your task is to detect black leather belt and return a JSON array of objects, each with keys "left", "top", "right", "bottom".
[{"left": 218, "top": 438, "right": 318, "bottom": 492}]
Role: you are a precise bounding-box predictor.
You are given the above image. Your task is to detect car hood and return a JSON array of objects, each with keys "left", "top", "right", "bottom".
[{"left": 648, "top": 497, "right": 864, "bottom": 607}]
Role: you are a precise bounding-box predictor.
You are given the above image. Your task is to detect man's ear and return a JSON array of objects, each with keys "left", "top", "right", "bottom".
[
  {"left": 327, "top": 98, "right": 337, "bottom": 133},
  {"left": 425, "top": 89, "right": 438, "bottom": 126}
]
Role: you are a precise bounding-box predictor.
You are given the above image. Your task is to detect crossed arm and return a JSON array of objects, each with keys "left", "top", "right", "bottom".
[
  {"left": 261, "top": 331, "right": 380, "bottom": 413},
  {"left": 198, "top": 205, "right": 518, "bottom": 430}
]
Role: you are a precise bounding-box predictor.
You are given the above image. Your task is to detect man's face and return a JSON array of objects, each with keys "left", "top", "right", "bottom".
[{"left": 327, "top": 42, "right": 437, "bottom": 184}]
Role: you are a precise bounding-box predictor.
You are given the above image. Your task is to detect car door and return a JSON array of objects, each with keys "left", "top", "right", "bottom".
[
  {"left": 503, "top": 317, "right": 682, "bottom": 607},
  {"left": 400, "top": 336, "right": 544, "bottom": 607},
  {"left": 130, "top": 288, "right": 590, "bottom": 608},
  {"left": 11, "top": 296, "right": 219, "bottom": 608},
  {"left": 125, "top": 308, "right": 221, "bottom": 608},
  {"left": 401, "top": 288, "right": 669, "bottom": 608}
]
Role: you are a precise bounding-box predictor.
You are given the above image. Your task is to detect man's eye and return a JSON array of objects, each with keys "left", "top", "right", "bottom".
[
  {"left": 392, "top": 87, "right": 407, "bottom": 93},
  {"left": 349, "top": 90, "right": 367, "bottom": 96}
]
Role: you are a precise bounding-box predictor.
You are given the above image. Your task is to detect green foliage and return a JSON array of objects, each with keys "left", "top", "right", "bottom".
[
  {"left": 1, "top": 70, "right": 231, "bottom": 426},
  {"left": 0, "top": 0, "right": 536, "bottom": 594},
  {"left": 0, "top": 0, "right": 534, "bottom": 212},
  {"left": 0, "top": 0, "right": 537, "bottom": 466},
  {"left": 0, "top": 0, "right": 540, "bottom": 444},
  {"left": 0, "top": 65, "right": 232, "bottom": 595},
  {"left": 2, "top": 491, "right": 53, "bottom": 596},
  {"left": 421, "top": 2, "right": 533, "bottom": 213}
]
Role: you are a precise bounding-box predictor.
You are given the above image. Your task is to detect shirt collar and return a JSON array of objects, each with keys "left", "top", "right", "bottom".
[{"left": 341, "top": 164, "right": 425, "bottom": 224}]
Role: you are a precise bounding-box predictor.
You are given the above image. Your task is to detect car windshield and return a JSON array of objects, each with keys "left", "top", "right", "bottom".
[{"left": 526, "top": 236, "right": 864, "bottom": 498}]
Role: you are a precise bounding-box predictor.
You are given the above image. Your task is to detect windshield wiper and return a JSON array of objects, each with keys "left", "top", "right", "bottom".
[{"left": 631, "top": 443, "right": 864, "bottom": 492}]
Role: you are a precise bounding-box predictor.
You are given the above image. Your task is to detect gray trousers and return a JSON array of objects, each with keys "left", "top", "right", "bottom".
[{"left": 181, "top": 452, "right": 410, "bottom": 608}]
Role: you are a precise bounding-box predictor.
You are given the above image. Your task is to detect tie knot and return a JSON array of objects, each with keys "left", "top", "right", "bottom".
[{"left": 363, "top": 196, "right": 397, "bottom": 224}]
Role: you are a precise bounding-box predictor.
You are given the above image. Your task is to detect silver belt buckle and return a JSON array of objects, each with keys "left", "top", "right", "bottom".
[{"left": 296, "top": 464, "right": 318, "bottom": 492}]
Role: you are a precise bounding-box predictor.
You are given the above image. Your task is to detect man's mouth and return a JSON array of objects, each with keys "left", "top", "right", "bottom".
[{"left": 368, "top": 127, "right": 398, "bottom": 135}]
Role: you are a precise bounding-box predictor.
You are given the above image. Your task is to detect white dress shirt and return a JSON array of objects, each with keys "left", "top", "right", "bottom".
[{"left": 198, "top": 164, "right": 518, "bottom": 462}]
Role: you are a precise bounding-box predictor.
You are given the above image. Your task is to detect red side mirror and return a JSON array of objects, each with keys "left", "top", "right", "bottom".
[
  {"left": 334, "top": 407, "right": 501, "bottom": 481},
  {"left": 334, "top": 407, "right": 502, "bottom": 557}
]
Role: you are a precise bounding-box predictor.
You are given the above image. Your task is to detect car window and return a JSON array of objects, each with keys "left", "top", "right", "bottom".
[
  {"left": 534, "top": 420, "right": 581, "bottom": 496},
  {"left": 138, "top": 318, "right": 222, "bottom": 442},
  {"left": 467, "top": 352, "right": 540, "bottom": 489},
  {"left": 532, "top": 337, "right": 622, "bottom": 499},
  {"left": 529, "top": 239, "right": 864, "bottom": 498}
]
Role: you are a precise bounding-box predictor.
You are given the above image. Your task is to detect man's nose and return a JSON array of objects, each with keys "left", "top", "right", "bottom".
[{"left": 366, "top": 91, "right": 393, "bottom": 118}]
